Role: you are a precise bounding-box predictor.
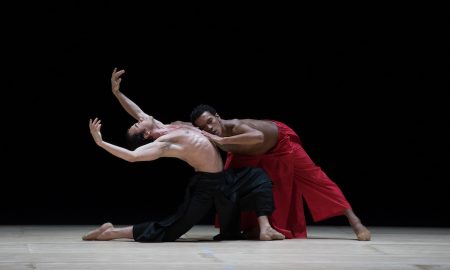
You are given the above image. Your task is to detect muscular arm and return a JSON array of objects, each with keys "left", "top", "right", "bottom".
[
  {"left": 111, "top": 68, "right": 160, "bottom": 124},
  {"left": 202, "top": 123, "right": 264, "bottom": 145},
  {"left": 89, "top": 118, "right": 170, "bottom": 162}
]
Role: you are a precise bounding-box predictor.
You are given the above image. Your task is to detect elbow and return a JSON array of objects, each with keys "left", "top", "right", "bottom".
[
  {"left": 255, "top": 132, "right": 264, "bottom": 143},
  {"left": 126, "top": 154, "right": 139, "bottom": 163}
]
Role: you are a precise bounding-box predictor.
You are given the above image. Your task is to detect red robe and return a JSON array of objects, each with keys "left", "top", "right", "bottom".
[{"left": 217, "top": 121, "right": 351, "bottom": 238}]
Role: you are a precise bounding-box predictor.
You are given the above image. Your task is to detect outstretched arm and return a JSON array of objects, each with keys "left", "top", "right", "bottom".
[
  {"left": 89, "top": 118, "right": 170, "bottom": 162},
  {"left": 111, "top": 68, "right": 148, "bottom": 121},
  {"left": 201, "top": 124, "right": 263, "bottom": 145},
  {"left": 111, "top": 68, "right": 164, "bottom": 126}
]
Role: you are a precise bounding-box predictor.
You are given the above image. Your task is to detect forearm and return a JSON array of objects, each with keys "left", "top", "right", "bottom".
[
  {"left": 97, "top": 141, "right": 137, "bottom": 162},
  {"left": 113, "top": 91, "right": 145, "bottom": 121},
  {"left": 96, "top": 140, "right": 166, "bottom": 162},
  {"left": 219, "top": 132, "right": 264, "bottom": 145}
]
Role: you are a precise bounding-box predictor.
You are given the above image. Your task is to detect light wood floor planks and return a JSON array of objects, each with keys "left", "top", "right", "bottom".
[{"left": 1, "top": 225, "right": 449, "bottom": 269}]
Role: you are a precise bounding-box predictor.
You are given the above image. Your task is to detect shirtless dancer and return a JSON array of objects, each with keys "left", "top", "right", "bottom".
[
  {"left": 191, "top": 104, "right": 371, "bottom": 241},
  {"left": 82, "top": 69, "right": 284, "bottom": 242}
]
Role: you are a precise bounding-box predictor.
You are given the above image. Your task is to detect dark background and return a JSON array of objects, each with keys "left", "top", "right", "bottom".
[{"left": 2, "top": 4, "right": 448, "bottom": 227}]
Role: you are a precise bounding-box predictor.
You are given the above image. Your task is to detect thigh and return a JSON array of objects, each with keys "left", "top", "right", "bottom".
[{"left": 162, "top": 188, "right": 215, "bottom": 241}]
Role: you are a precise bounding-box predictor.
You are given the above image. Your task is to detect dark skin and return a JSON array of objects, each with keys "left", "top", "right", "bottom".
[
  {"left": 194, "top": 112, "right": 279, "bottom": 155},
  {"left": 194, "top": 111, "right": 371, "bottom": 241}
]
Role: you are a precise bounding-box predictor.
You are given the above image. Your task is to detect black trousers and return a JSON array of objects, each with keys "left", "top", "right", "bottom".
[{"left": 133, "top": 167, "right": 274, "bottom": 242}]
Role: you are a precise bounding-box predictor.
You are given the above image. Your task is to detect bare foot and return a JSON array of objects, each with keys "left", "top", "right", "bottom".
[
  {"left": 82, "top": 222, "right": 113, "bottom": 241},
  {"left": 96, "top": 227, "right": 117, "bottom": 241},
  {"left": 344, "top": 210, "right": 371, "bottom": 241},
  {"left": 351, "top": 222, "right": 371, "bottom": 241},
  {"left": 259, "top": 227, "right": 285, "bottom": 241}
]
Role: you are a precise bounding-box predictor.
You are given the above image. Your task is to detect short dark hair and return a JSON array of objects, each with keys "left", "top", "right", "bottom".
[
  {"left": 126, "top": 131, "right": 154, "bottom": 150},
  {"left": 190, "top": 104, "right": 217, "bottom": 125}
]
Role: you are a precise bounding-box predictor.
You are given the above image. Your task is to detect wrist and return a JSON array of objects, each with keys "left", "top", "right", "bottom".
[{"left": 216, "top": 137, "right": 224, "bottom": 145}]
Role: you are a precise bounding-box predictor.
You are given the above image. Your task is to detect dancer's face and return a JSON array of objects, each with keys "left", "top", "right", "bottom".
[
  {"left": 194, "top": 111, "right": 223, "bottom": 136},
  {"left": 127, "top": 119, "right": 154, "bottom": 138}
]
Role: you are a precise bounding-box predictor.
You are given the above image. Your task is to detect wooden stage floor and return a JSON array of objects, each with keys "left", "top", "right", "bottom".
[{"left": 1, "top": 225, "right": 449, "bottom": 269}]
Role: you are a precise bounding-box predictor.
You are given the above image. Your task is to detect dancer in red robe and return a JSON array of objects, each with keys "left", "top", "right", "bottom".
[{"left": 191, "top": 105, "right": 371, "bottom": 241}]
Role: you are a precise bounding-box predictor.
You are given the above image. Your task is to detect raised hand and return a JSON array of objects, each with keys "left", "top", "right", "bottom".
[
  {"left": 111, "top": 68, "right": 126, "bottom": 94},
  {"left": 89, "top": 118, "right": 103, "bottom": 144}
]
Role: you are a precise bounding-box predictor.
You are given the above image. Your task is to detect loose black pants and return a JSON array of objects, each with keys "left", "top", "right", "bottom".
[{"left": 133, "top": 167, "right": 274, "bottom": 242}]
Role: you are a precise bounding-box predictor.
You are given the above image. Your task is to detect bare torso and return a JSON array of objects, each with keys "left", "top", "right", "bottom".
[
  {"left": 158, "top": 125, "right": 224, "bottom": 173},
  {"left": 221, "top": 119, "right": 279, "bottom": 155}
]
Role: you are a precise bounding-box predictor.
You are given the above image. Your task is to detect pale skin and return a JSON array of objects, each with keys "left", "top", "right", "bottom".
[
  {"left": 194, "top": 111, "right": 371, "bottom": 241},
  {"left": 82, "top": 68, "right": 285, "bottom": 241}
]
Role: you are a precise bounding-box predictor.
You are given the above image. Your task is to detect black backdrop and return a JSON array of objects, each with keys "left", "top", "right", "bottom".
[{"left": 2, "top": 4, "right": 448, "bottom": 227}]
